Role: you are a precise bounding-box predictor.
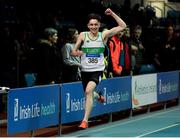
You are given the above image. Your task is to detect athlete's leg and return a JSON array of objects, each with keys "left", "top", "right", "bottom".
[{"left": 83, "top": 81, "right": 96, "bottom": 122}]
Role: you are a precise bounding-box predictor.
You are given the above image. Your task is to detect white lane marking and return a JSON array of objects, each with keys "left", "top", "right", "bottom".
[
  {"left": 135, "top": 123, "right": 179, "bottom": 138},
  {"left": 64, "top": 106, "right": 180, "bottom": 137}
]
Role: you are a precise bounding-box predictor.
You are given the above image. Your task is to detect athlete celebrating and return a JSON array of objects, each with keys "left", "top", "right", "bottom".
[{"left": 71, "top": 8, "right": 126, "bottom": 129}]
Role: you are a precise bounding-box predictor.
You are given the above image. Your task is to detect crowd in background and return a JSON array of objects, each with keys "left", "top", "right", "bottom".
[{"left": 0, "top": 0, "right": 180, "bottom": 88}]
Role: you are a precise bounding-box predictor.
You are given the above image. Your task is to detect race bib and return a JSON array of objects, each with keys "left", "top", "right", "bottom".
[
  {"left": 82, "top": 47, "right": 104, "bottom": 65},
  {"left": 86, "top": 54, "right": 100, "bottom": 64}
]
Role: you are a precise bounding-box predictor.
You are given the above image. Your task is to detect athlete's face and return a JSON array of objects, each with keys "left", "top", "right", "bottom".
[{"left": 87, "top": 19, "right": 100, "bottom": 34}]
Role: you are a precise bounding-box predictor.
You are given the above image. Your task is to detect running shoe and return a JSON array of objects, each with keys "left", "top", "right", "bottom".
[
  {"left": 79, "top": 120, "right": 88, "bottom": 129},
  {"left": 97, "top": 92, "right": 105, "bottom": 103}
]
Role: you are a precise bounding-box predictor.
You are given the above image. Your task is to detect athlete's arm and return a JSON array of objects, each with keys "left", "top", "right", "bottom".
[
  {"left": 71, "top": 32, "right": 84, "bottom": 56},
  {"left": 102, "top": 8, "right": 126, "bottom": 43}
]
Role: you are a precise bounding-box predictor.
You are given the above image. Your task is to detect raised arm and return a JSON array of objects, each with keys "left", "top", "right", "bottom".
[{"left": 102, "top": 8, "right": 127, "bottom": 42}]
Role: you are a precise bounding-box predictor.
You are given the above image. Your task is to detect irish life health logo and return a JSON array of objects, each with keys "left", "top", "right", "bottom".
[
  {"left": 66, "top": 93, "right": 70, "bottom": 113},
  {"left": 14, "top": 98, "right": 19, "bottom": 121}
]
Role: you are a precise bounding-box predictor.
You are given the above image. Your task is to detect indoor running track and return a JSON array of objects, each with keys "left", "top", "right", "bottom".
[{"left": 62, "top": 105, "right": 180, "bottom": 137}]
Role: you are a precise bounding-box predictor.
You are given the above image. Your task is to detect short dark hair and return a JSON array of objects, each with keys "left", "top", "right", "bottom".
[
  {"left": 44, "top": 27, "right": 58, "bottom": 39},
  {"left": 134, "top": 25, "right": 142, "bottom": 31},
  {"left": 87, "top": 13, "right": 101, "bottom": 22}
]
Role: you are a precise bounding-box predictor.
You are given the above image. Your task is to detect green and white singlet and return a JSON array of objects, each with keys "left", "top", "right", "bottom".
[{"left": 81, "top": 32, "right": 105, "bottom": 72}]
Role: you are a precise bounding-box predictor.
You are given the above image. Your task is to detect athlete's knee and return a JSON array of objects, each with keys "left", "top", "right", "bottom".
[{"left": 85, "top": 89, "right": 93, "bottom": 95}]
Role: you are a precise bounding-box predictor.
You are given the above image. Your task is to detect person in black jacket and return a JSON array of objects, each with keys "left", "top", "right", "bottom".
[{"left": 34, "top": 27, "right": 61, "bottom": 85}]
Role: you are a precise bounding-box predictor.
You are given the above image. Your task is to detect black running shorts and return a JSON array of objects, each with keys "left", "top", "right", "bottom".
[{"left": 81, "top": 71, "right": 103, "bottom": 91}]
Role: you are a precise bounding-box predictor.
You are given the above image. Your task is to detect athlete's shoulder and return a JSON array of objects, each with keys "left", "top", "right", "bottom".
[{"left": 78, "top": 32, "right": 86, "bottom": 41}]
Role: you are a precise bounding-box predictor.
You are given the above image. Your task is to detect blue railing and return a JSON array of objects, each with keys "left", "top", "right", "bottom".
[{"left": 7, "top": 71, "right": 180, "bottom": 136}]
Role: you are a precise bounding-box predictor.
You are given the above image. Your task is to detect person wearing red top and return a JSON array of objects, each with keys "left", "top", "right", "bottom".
[{"left": 108, "top": 31, "right": 124, "bottom": 77}]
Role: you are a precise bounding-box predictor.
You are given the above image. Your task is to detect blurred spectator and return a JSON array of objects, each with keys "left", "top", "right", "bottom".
[
  {"left": 33, "top": 27, "right": 62, "bottom": 85},
  {"left": 13, "top": 23, "right": 35, "bottom": 87},
  {"left": 130, "top": 25, "right": 155, "bottom": 75},
  {"left": 61, "top": 27, "right": 81, "bottom": 82},
  {"left": 131, "top": 25, "right": 145, "bottom": 74},
  {"left": 107, "top": 30, "right": 124, "bottom": 77},
  {"left": 121, "top": 26, "right": 132, "bottom": 76},
  {"left": 160, "top": 25, "right": 179, "bottom": 71},
  {"left": 107, "top": 26, "right": 132, "bottom": 77}
]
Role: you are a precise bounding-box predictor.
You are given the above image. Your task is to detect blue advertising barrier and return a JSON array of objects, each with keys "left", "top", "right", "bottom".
[
  {"left": 8, "top": 84, "right": 60, "bottom": 135},
  {"left": 61, "top": 77, "right": 132, "bottom": 124},
  {"left": 157, "top": 71, "right": 179, "bottom": 102},
  {"left": 7, "top": 71, "right": 180, "bottom": 135}
]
